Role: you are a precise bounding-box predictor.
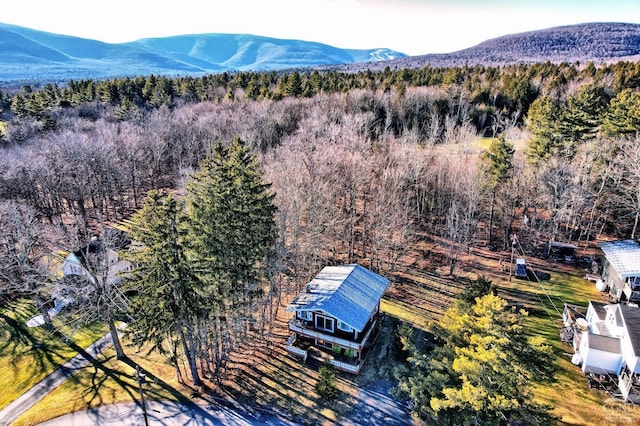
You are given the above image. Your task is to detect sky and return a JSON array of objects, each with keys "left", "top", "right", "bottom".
[{"left": 3, "top": 0, "right": 640, "bottom": 56}]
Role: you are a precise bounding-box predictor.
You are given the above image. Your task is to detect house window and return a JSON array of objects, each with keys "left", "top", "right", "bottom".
[
  {"left": 337, "top": 320, "right": 352, "bottom": 332},
  {"left": 297, "top": 311, "right": 312, "bottom": 321},
  {"left": 316, "top": 315, "right": 334, "bottom": 333}
]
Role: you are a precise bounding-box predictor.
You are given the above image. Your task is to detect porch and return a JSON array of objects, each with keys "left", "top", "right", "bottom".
[
  {"left": 288, "top": 313, "right": 380, "bottom": 353},
  {"left": 618, "top": 369, "right": 640, "bottom": 403},
  {"left": 285, "top": 334, "right": 367, "bottom": 374}
]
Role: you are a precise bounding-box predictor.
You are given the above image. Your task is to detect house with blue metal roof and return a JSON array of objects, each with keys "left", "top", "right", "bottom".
[
  {"left": 284, "top": 264, "right": 389, "bottom": 374},
  {"left": 598, "top": 239, "right": 640, "bottom": 303}
]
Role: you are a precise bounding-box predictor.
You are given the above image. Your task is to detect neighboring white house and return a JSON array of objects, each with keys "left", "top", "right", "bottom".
[
  {"left": 598, "top": 239, "right": 640, "bottom": 303},
  {"left": 564, "top": 301, "right": 640, "bottom": 402},
  {"left": 284, "top": 264, "right": 390, "bottom": 374},
  {"left": 54, "top": 237, "right": 131, "bottom": 310}
]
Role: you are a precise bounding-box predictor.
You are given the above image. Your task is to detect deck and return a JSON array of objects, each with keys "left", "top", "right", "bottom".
[
  {"left": 285, "top": 334, "right": 367, "bottom": 374},
  {"left": 285, "top": 314, "right": 383, "bottom": 374}
]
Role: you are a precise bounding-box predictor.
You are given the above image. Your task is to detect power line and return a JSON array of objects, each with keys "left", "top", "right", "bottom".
[{"left": 508, "top": 234, "right": 624, "bottom": 390}]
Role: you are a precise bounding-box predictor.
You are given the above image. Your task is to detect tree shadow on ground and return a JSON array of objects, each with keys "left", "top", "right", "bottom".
[
  {"left": 223, "top": 349, "right": 338, "bottom": 424},
  {"left": 0, "top": 310, "right": 71, "bottom": 398},
  {"left": 47, "top": 329, "right": 196, "bottom": 417},
  {"left": 51, "top": 330, "right": 140, "bottom": 410}
]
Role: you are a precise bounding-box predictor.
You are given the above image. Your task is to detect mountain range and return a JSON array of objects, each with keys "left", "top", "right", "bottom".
[
  {"left": 1, "top": 22, "right": 640, "bottom": 84},
  {"left": 0, "top": 22, "right": 404, "bottom": 84}
]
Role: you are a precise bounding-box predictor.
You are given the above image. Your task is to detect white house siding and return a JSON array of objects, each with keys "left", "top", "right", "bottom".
[
  {"left": 621, "top": 335, "right": 638, "bottom": 371},
  {"left": 582, "top": 349, "right": 623, "bottom": 374},
  {"left": 579, "top": 332, "right": 623, "bottom": 374}
]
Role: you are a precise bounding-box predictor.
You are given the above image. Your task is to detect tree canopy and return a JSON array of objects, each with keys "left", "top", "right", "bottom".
[
  {"left": 121, "top": 136, "right": 278, "bottom": 385},
  {"left": 186, "top": 135, "right": 277, "bottom": 304},
  {"left": 394, "top": 292, "right": 556, "bottom": 425}
]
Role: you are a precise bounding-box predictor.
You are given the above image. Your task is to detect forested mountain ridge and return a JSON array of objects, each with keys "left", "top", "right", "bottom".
[
  {"left": 338, "top": 22, "right": 640, "bottom": 71},
  {"left": 0, "top": 22, "right": 405, "bottom": 83},
  {"left": 3, "top": 22, "right": 640, "bottom": 83}
]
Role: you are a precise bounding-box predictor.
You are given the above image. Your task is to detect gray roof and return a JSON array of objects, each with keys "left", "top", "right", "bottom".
[
  {"left": 285, "top": 264, "right": 390, "bottom": 332},
  {"left": 618, "top": 304, "right": 640, "bottom": 356},
  {"left": 589, "top": 301, "right": 608, "bottom": 321},
  {"left": 587, "top": 332, "right": 621, "bottom": 354},
  {"left": 599, "top": 239, "right": 640, "bottom": 278}
]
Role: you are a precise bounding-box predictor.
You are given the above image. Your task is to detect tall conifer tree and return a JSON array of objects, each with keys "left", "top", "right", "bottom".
[
  {"left": 186, "top": 135, "right": 277, "bottom": 304},
  {"left": 124, "top": 190, "right": 203, "bottom": 385}
]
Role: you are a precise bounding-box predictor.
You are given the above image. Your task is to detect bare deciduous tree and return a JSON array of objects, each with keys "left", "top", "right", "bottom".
[{"left": 0, "top": 201, "right": 54, "bottom": 328}]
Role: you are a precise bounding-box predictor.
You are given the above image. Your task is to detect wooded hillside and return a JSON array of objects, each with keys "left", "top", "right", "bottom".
[{"left": 1, "top": 60, "right": 639, "bottom": 251}]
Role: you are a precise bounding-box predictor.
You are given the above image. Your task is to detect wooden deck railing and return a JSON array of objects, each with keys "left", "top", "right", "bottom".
[
  {"left": 285, "top": 334, "right": 308, "bottom": 362},
  {"left": 288, "top": 317, "right": 378, "bottom": 351}
]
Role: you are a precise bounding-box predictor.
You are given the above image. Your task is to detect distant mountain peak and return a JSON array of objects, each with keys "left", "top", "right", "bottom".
[{"left": 2, "top": 21, "right": 640, "bottom": 83}]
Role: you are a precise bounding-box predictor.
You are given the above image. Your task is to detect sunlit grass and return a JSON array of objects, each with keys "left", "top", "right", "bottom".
[
  {"left": 381, "top": 298, "right": 429, "bottom": 329},
  {"left": 13, "top": 344, "right": 193, "bottom": 426},
  {"left": 474, "top": 137, "right": 495, "bottom": 152},
  {"left": 0, "top": 299, "right": 106, "bottom": 410},
  {"left": 474, "top": 136, "right": 528, "bottom": 153},
  {"left": 5, "top": 256, "right": 639, "bottom": 425},
  {"left": 491, "top": 263, "right": 637, "bottom": 425}
]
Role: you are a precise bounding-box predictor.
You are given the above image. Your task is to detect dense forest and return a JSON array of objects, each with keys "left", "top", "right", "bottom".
[
  {"left": 1, "top": 59, "right": 640, "bottom": 422},
  {"left": 2, "top": 60, "right": 640, "bottom": 244}
]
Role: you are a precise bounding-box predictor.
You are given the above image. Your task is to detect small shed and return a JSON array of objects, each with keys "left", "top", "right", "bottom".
[
  {"left": 515, "top": 258, "right": 527, "bottom": 278},
  {"left": 548, "top": 241, "right": 578, "bottom": 261}
]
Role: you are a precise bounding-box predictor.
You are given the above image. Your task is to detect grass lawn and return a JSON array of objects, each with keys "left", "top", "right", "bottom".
[
  {"left": 485, "top": 261, "right": 640, "bottom": 425},
  {"left": 382, "top": 255, "right": 640, "bottom": 425},
  {"left": 0, "top": 299, "right": 107, "bottom": 411},
  {"left": 12, "top": 345, "right": 195, "bottom": 426}
]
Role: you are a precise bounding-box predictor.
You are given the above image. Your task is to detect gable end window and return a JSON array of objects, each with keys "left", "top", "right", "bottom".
[
  {"left": 337, "top": 320, "right": 352, "bottom": 332},
  {"left": 298, "top": 311, "right": 312, "bottom": 321}
]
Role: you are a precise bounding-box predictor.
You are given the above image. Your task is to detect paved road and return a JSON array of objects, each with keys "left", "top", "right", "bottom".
[
  {"left": 342, "top": 381, "right": 413, "bottom": 426},
  {"left": 37, "top": 400, "right": 297, "bottom": 426},
  {"left": 0, "top": 330, "right": 119, "bottom": 426}
]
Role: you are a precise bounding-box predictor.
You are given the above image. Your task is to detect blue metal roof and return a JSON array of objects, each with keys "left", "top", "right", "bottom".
[
  {"left": 285, "top": 264, "right": 390, "bottom": 332},
  {"left": 599, "top": 239, "right": 640, "bottom": 278}
]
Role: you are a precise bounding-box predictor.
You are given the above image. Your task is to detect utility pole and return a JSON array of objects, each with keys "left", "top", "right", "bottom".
[
  {"left": 509, "top": 234, "right": 518, "bottom": 281},
  {"left": 136, "top": 365, "right": 149, "bottom": 426}
]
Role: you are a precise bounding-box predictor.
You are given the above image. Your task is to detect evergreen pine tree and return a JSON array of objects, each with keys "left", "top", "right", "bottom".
[
  {"left": 394, "top": 293, "right": 556, "bottom": 425},
  {"left": 482, "top": 135, "right": 515, "bottom": 248},
  {"left": 316, "top": 360, "right": 338, "bottom": 399},
  {"left": 123, "top": 190, "right": 203, "bottom": 385},
  {"left": 186, "top": 135, "right": 277, "bottom": 307}
]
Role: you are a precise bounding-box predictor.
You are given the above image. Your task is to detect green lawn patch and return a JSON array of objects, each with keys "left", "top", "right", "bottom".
[
  {"left": 5, "top": 258, "right": 639, "bottom": 425},
  {"left": 0, "top": 299, "right": 107, "bottom": 410},
  {"left": 492, "top": 264, "right": 636, "bottom": 425}
]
